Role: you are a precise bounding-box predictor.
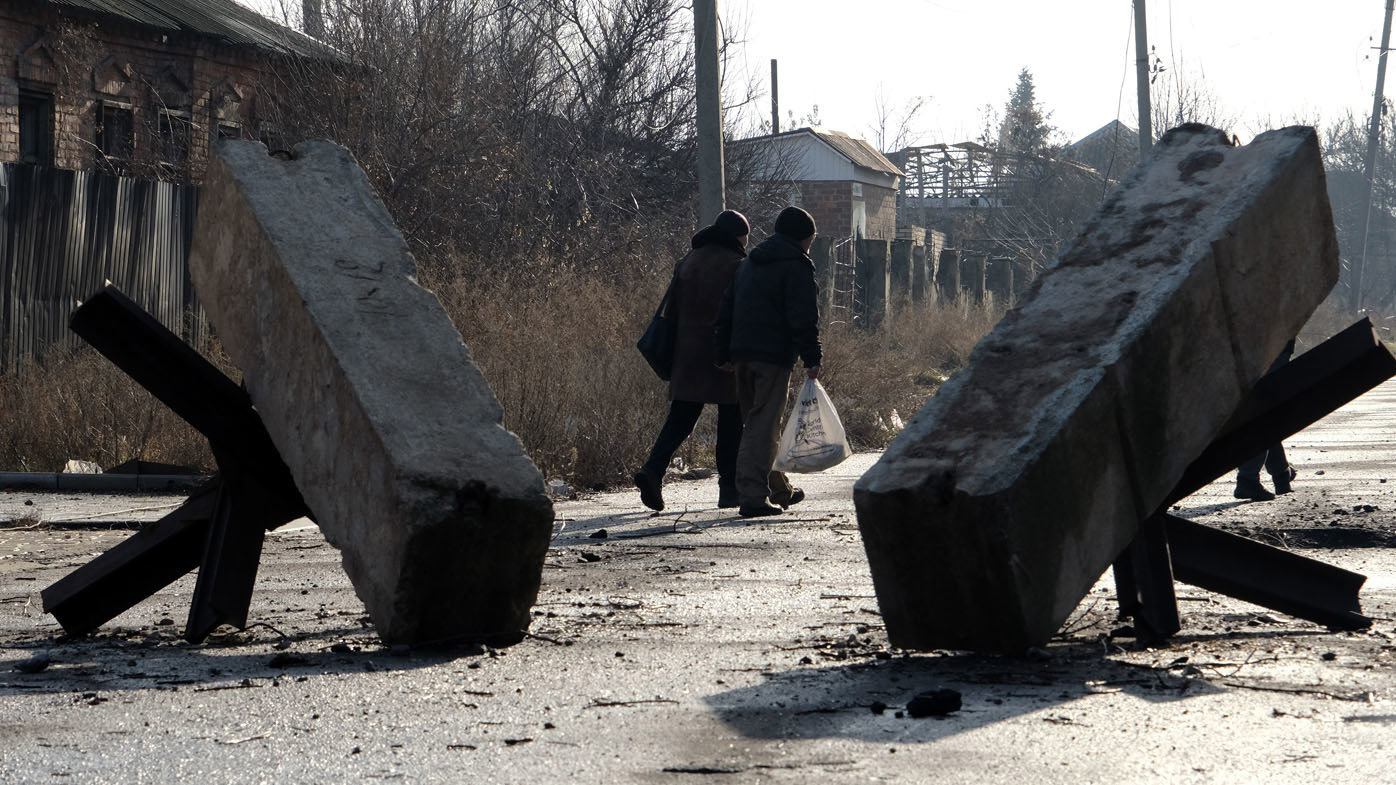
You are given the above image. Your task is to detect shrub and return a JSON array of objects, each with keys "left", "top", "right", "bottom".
[{"left": 0, "top": 345, "right": 216, "bottom": 472}]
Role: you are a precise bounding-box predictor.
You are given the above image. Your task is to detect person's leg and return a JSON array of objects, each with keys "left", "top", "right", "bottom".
[
  {"left": 1234, "top": 450, "right": 1274, "bottom": 501},
  {"left": 735, "top": 362, "right": 790, "bottom": 513},
  {"left": 715, "top": 402, "right": 743, "bottom": 507},
  {"left": 1265, "top": 442, "right": 1296, "bottom": 493},
  {"left": 636, "top": 400, "right": 703, "bottom": 510}
]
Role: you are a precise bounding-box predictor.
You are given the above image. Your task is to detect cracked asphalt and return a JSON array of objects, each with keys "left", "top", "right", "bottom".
[{"left": 3, "top": 382, "right": 1396, "bottom": 784}]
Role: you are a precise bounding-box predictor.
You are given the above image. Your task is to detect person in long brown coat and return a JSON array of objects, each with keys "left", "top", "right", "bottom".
[{"left": 634, "top": 210, "right": 749, "bottom": 511}]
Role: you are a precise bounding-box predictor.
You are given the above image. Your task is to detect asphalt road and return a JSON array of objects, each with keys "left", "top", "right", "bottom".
[{"left": 2, "top": 381, "right": 1396, "bottom": 784}]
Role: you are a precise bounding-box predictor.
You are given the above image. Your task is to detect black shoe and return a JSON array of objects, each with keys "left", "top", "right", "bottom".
[
  {"left": 718, "top": 487, "right": 739, "bottom": 509},
  {"left": 770, "top": 488, "right": 805, "bottom": 509},
  {"left": 1273, "top": 466, "right": 1297, "bottom": 495},
  {"left": 1233, "top": 475, "right": 1275, "bottom": 502},
  {"left": 738, "top": 501, "right": 782, "bottom": 518},
  {"left": 634, "top": 470, "right": 664, "bottom": 511}
]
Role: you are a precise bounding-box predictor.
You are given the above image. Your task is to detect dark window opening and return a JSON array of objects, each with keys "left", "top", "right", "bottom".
[
  {"left": 18, "top": 88, "right": 54, "bottom": 166},
  {"left": 217, "top": 122, "right": 242, "bottom": 141},
  {"left": 96, "top": 101, "right": 134, "bottom": 174},
  {"left": 158, "top": 110, "right": 191, "bottom": 169},
  {"left": 257, "top": 121, "right": 284, "bottom": 153}
]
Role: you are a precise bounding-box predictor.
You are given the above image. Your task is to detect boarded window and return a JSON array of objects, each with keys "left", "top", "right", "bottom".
[
  {"left": 18, "top": 88, "right": 54, "bottom": 166},
  {"left": 96, "top": 101, "right": 134, "bottom": 174}
]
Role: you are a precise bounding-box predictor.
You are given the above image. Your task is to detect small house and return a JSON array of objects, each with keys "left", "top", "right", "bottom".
[{"left": 731, "top": 126, "right": 902, "bottom": 240}]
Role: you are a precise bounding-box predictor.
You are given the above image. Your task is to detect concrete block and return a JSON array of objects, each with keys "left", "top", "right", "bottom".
[
  {"left": 986, "top": 258, "right": 1014, "bottom": 304},
  {"left": 188, "top": 139, "right": 554, "bottom": 646},
  {"left": 936, "top": 248, "right": 959, "bottom": 301},
  {"left": 890, "top": 239, "right": 914, "bottom": 301},
  {"left": 857, "top": 238, "right": 890, "bottom": 328},
  {"left": 960, "top": 254, "right": 987, "bottom": 303},
  {"left": 911, "top": 245, "right": 928, "bottom": 302},
  {"left": 854, "top": 125, "right": 1339, "bottom": 652}
]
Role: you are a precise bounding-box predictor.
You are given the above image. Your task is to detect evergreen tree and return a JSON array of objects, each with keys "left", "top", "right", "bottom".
[{"left": 998, "top": 68, "right": 1053, "bottom": 156}]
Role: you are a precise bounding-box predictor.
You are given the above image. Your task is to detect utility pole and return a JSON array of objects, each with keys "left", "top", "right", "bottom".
[
  {"left": 1133, "top": 0, "right": 1152, "bottom": 159},
  {"left": 1357, "top": 0, "right": 1396, "bottom": 312},
  {"left": 771, "top": 59, "right": 780, "bottom": 134},
  {"left": 302, "top": 0, "right": 324, "bottom": 38},
  {"left": 693, "top": 0, "right": 725, "bottom": 225}
]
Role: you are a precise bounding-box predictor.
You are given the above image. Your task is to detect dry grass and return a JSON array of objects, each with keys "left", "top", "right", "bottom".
[
  {"left": 0, "top": 268, "right": 1003, "bottom": 490},
  {"left": 0, "top": 344, "right": 217, "bottom": 473},
  {"left": 428, "top": 264, "right": 672, "bottom": 489},
  {"left": 821, "top": 294, "right": 1005, "bottom": 448},
  {"left": 429, "top": 263, "right": 1004, "bottom": 487}
]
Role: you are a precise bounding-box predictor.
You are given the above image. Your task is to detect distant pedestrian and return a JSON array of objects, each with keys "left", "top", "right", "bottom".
[
  {"left": 715, "top": 206, "right": 822, "bottom": 518},
  {"left": 634, "top": 210, "right": 750, "bottom": 511},
  {"left": 1234, "top": 339, "right": 1298, "bottom": 501}
]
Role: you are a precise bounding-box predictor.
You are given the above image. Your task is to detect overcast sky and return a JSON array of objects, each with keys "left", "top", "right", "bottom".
[{"left": 239, "top": 0, "right": 1392, "bottom": 147}]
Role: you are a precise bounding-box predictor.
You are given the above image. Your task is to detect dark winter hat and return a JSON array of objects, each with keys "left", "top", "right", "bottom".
[
  {"left": 773, "top": 206, "right": 816, "bottom": 240},
  {"left": 713, "top": 209, "right": 750, "bottom": 238}
]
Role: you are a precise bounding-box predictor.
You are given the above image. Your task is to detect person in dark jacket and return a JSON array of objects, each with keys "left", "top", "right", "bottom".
[
  {"left": 634, "top": 210, "right": 750, "bottom": 511},
  {"left": 714, "top": 206, "right": 822, "bottom": 518}
]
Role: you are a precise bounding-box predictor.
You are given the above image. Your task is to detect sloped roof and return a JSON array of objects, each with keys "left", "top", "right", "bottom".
[
  {"left": 42, "top": 0, "right": 331, "bottom": 59},
  {"left": 1065, "top": 120, "right": 1139, "bottom": 177},
  {"left": 738, "top": 127, "right": 903, "bottom": 176}
]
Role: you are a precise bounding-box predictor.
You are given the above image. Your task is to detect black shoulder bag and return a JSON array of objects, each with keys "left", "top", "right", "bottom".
[{"left": 636, "top": 270, "right": 679, "bottom": 381}]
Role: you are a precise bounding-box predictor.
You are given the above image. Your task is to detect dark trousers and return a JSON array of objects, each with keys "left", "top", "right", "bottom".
[
  {"left": 1238, "top": 444, "right": 1290, "bottom": 479},
  {"left": 642, "top": 400, "right": 742, "bottom": 490}
]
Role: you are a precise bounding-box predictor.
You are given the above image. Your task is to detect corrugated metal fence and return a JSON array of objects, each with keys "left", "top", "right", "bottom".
[{"left": 0, "top": 163, "right": 202, "bottom": 373}]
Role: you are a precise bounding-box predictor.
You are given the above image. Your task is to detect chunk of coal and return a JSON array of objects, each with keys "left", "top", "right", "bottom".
[{"left": 907, "top": 688, "right": 962, "bottom": 717}]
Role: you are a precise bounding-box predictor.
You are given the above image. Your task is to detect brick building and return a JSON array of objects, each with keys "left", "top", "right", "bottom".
[
  {"left": 1, "top": 0, "right": 325, "bottom": 184},
  {"left": 731, "top": 127, "right": 902, "bottom": 240}
]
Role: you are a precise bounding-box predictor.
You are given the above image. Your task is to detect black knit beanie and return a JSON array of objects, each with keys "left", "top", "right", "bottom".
[
  {"left": 773, "top": 206, "right": 816, "bottom": 240},
  {"left": 713, "top": 209, "right": 750, "bottom": 239}
]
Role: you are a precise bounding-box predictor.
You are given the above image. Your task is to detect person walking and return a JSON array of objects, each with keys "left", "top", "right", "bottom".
[
  {"left": 634, "top": 210, "right": 750, "bottom": 511},
  {"left": 714, "top": 206, "right": 821, "bottom": 518},
  {"left": 1234, "top": 339, "right": 1298, "bottom": 501}
]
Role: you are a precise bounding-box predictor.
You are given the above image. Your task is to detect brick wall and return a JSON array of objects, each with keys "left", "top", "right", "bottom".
[
  {"left": 796, "top": 180, "right": 854, "bottom": 239},
  {"left": 0, "top": 4, "right": 276, "bottom": 183},
  {"left": 790, "top": 180, "right": 899, "bottom": 240},
  {"left": 863, "top": 183, "right": 897, "bottom": 240}
]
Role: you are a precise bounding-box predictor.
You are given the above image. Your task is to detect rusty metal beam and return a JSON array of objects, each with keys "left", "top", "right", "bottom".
[
  {"left": 43, "top": 483, "right": 219, "bottom": 636},
  {"left": 1112, "top": 513, "right": 1180, "bottom": 639},
  {"left": 68, "top": 286, "right": 306, "bottom": 508},
  {"left": 1164, "top": 514, "right": 1370, "bottom": 630},
  {"left": 44, "top": 286, "right": 310, "bottom": 641}
]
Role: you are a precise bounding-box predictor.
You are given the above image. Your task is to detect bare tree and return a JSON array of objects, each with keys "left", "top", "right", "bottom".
[
  {"left": 867, "top": 86, "right": 928, "bottom": 154},
  {"left": 1149, "top": 57, "right": 1238, "bottom": 138},
  {"left": 258, "top": 0, "right": 720, "bottom": 280}
]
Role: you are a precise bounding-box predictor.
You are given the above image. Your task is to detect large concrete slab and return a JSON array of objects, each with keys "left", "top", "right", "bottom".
[
  {"left": 188, "top": 139, "right": 553, "bottom": 645},
  {"left": 854, "top": 125, "right": 1339, "bottom": 653}
]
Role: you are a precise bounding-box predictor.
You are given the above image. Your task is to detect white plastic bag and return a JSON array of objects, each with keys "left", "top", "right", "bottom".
[{"left": 773, "top": 378, "right": 852, "bottom": 473}]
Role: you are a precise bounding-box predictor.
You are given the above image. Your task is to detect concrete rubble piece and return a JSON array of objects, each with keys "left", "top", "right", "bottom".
[
  {"left": 854, "top": 125, "right": 1340, "bottom": 653},
  {"left": 188, "top": 139, "right": 553, "bottom": 646}
]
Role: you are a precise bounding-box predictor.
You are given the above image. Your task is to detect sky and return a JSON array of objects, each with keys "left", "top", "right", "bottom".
[
  {"left": 239, "top": 0, "right": 1392, "bottom": 147},
  {"left": 722, "top": 0, "right": 1390, "bottom": 146}
]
